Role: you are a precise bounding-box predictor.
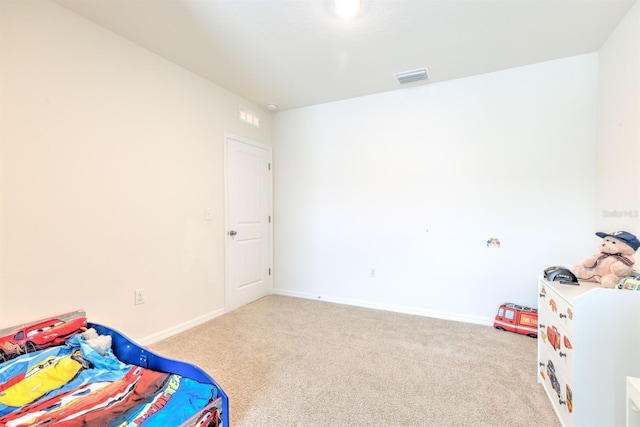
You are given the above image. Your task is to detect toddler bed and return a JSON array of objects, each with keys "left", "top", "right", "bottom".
[{"left": 0, "top": 310, "right": 228, "bottom": 427}]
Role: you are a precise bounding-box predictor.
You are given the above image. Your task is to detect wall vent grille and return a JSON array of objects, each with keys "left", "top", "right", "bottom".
[{"left": 239, "top": 106, "right": 260, "bottom": 128}]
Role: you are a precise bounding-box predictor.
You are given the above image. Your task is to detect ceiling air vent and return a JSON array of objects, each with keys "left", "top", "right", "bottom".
[{"left": 394, "top": 68, "right": 429, "bottom": 85}]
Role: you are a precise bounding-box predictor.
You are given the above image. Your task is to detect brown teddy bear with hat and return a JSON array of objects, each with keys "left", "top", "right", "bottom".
[{"left": 573, "top": 230, "right": 640, "bottom": 288}]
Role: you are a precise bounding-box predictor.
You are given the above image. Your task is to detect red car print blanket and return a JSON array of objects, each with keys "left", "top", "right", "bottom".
[{"left": 0, "top": 329, "right": 222, "bottom": 427}]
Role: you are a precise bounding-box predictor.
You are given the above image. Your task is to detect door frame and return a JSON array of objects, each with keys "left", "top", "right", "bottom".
[{"left": 223, "top": 132, "right": 273, "bottom": 312}]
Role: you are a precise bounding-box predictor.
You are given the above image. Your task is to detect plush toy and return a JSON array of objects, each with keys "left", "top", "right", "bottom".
[
  {"left": 573, "top": 231, "right": 640, "bottom": 288},
  {"left": 80, "top": 328, "right": 112, "bottom": 356}
]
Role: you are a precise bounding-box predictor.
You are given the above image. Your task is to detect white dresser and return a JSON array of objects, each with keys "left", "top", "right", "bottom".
[{"left": 537, "top": 277, "right": 640, "bottom": 426}]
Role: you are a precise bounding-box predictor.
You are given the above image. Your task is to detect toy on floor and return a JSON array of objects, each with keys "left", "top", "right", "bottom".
[
  {"left": 573, "top": 230, "right": 639, "bottom": 288},
  {"left": 493, "top": 302, "right": 538, "bottom": 338}
]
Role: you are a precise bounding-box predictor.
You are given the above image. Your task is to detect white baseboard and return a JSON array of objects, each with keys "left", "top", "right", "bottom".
[
  {"left": 136, "top": 308, "right": 226, "bottom": 346},
  {"left": 135, "top": 292, "right": 493, "bottom": 346},
  {"left": 272, "top": 289, "right": 494, "bottom": 327}
]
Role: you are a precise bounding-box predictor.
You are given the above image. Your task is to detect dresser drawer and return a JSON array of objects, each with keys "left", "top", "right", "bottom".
[
  {"left": 541, "top": 321, "right": 574, "bottom": 385},
  {"left": 539, "top": 344, "right": 574, "bottom": 426},
  {"left": 539, "top": 282, "right": 575, "bottom": 336}
]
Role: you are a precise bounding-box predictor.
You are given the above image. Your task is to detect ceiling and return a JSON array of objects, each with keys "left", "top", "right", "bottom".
[{"left": 52, "top": 0, "right": 636, "bottom": 111}]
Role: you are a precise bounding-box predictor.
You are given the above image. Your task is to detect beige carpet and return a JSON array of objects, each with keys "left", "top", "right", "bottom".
[{"left": 150, "top": 295, "right": 560, "bottom": 426}]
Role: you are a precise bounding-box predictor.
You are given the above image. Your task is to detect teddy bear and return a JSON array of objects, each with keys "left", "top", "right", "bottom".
[{"left": 573, "top": 230, "right": 640, "bottom": 288}]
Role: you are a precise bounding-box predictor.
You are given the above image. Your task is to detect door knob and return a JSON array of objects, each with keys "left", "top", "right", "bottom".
[{"left": 229, "top": 230, "right": 237, "bottom": 237}]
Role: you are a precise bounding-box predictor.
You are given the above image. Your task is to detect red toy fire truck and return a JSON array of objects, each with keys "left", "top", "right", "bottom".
[{"left": 493, "top": 302, "right": 538, "bottom": 338}]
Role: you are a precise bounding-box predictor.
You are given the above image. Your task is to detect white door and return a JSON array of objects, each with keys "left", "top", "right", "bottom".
[{"left": 225, "top": 135, "right": 272, "bottom": 311}]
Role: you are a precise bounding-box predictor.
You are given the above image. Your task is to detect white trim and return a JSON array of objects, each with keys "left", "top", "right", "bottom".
[
  {"left": 135, "top": 308, "right": 225, "bottom": 346},
  {"left": 272, "top": 289, "right": 494, "bottom": 326},
  {"left": 223, "top": 132, "right": 271, "bottom": 151}
]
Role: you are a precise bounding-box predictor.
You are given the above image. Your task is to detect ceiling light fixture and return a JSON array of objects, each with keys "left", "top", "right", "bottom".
[
  {"left": 334, "top": 0, "right": 362, "bottom": 18},
  {"left": 394, "top": 68, "right": 429, "bottom": 85},
  {"left": 266, "top": 104, "right": 277, "bottom": 111}
]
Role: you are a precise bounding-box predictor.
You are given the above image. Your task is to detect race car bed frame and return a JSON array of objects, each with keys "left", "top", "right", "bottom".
[{"left": 0, "top": 311, "right": 228, "bottom": 427}]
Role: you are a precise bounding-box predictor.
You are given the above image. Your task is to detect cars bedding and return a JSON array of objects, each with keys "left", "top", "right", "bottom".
[{"left": 0, "top": 313, "right": 226, "bottom": 427}]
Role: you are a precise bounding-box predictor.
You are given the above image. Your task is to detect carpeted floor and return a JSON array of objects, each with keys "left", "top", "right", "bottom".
[{"left": 150, "top": 295, "right": 561, "bottom": 426}]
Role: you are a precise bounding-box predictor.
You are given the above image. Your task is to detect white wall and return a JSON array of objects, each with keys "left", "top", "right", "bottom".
[
  {"left": 273, "top": 54, "right": 598, "bottom": 324},
  {"left": 2, "top": 0, "right": 632, "bottom": 338},
  {"left": 0, "top": 0, "right": 271, "bottom": 341},
  {"left": 595, "top": 0, "right": 640, "bottom": 237}
]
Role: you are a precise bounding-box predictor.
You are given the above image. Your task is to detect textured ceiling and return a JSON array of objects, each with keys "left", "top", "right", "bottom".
[{"left": 52, "top": 0, "right": 637, "bottom": 111}]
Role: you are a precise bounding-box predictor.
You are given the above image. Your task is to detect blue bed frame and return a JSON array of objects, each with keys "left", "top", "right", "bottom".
[{"left": 90, "top": 322, "right": 229, "bottom": 427}]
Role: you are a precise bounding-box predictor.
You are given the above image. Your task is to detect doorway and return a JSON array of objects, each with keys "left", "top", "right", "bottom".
[{"left": 224, "top": 134, "right": 273, "bottom": 311}]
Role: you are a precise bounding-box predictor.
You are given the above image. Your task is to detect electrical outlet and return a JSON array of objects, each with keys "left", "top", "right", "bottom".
[
  {"left": 369, "top": 268, "right": 376, "bottom": 278},
  {"left": 135, "top": 288, "right": 145, "bottom": 305}
]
